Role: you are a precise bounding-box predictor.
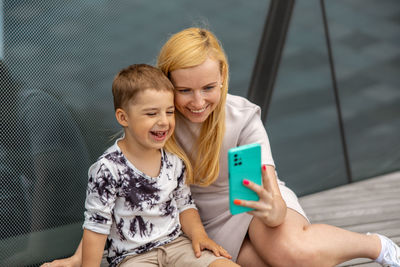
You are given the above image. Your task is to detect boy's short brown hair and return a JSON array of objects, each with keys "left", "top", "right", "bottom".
[{"left": 112, "top": 64, "right": 174, "bottom": 110}]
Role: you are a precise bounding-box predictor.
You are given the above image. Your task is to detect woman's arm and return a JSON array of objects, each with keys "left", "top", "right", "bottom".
[
  {"left": 40, "top": 239, "right": 82, "bottom": 267},
  {"left": 82, "top": 229, "right": 107, "bottom": 267},
  {"left": 40, "top": 159, "right": 115, "bottom": 267},
  {"left": 234, "top": 164, "right": 287, "bottom": 227},
  {"left": 232, "top": 101, "right": 287, "bottom": 226}
]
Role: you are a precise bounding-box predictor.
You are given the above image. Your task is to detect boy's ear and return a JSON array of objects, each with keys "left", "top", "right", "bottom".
[{"left": 115, "top": 108, "right": 129, "bottom": 127}]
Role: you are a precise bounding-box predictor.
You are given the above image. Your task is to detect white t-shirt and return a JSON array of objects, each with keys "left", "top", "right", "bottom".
[{"left": 83, "top": 139, "right": 196, "bottom": 266}]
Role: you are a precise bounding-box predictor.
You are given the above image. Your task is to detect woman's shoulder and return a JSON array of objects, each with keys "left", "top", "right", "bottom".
[
  {"left": 226, "top": 94, "right": 261, "bottom": 112},
  {"left": 226, "top": 94, "right": 261, "bottom": 118}
]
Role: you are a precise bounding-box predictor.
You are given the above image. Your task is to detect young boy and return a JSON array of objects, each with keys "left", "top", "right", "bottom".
[{"left": 82, "top": 64, "right": 238, "bottom": 267}]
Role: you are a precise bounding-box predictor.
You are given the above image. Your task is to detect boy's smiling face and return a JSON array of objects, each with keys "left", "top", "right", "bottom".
[{"left": 117, "top": 88, "right": 175, "bottom": 151}]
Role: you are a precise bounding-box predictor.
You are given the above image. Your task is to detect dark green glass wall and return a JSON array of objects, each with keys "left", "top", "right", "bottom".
[
  {"left": 325, "top": 0, "right": 400, "bottom": 182},
  {"left": 266, "top": 0, "right": 400, "bottom": 196}
]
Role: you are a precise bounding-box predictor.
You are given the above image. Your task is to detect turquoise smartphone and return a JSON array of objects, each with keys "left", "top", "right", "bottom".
[{"left": 228, "top": 143, "right": 262, "bottom": 215}]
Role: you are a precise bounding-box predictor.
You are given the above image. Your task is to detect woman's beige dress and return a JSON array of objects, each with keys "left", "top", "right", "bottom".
[{"left": 175, "top": 94, "right": 307, "bottom": 261}]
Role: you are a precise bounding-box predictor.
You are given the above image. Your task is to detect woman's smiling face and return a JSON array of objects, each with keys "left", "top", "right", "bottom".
[{"left": 170, "top": 57, "right": 222, "bottom": 124}]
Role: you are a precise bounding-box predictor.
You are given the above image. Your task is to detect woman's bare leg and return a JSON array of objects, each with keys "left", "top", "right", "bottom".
[
  {"left": 209, "top": 259, "right": 240, "bottom": 267},
  {"left": 42, "top": 210, "right": 385, "bottom": 267},
  {"left": 236, "top": 235, "right": 269, "bottom": 267},
  {"left": 244, "top": 208, "right": 381, "bottom": 267}
]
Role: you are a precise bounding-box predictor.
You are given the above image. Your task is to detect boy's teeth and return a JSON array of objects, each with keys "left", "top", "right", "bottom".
[{"left": 153, "top": 131, "right": 166, "bottom": 137}]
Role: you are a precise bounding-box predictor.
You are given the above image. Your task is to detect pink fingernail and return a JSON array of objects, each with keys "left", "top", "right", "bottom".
[
  {"left": 262, "top": 165, "right": 267, "bottom": 171},
  {"left": 243, "top": 179, "right": 249, "bottom": 185}
]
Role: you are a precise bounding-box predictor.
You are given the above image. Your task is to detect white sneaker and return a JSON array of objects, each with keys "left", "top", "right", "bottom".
[{"left": 372, "top": 233, "right": 400, "bottom": 267}]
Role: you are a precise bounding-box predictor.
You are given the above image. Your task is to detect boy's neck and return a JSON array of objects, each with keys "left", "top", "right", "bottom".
[{"left": 117, "top": 137, "right": 162, "bottom": 178}]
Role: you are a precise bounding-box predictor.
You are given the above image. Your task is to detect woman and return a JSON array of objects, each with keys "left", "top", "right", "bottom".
[{"left": 43, "top": 27, "right": 399, "bottom": 267}]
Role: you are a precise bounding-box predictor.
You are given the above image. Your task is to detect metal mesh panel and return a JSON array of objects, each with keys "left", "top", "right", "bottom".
[
  {"left": 1, "top": 1, "right": 117, "bottom": 265},
  {"left": 0, "top": 0, "right": 269, "bottom": 265}
]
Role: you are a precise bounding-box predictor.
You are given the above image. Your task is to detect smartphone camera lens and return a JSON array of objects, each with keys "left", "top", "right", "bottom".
[{"left": 234, "top": 154, "right": 243, "bottom": 166}]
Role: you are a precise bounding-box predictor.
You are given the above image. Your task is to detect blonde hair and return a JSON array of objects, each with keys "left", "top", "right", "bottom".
[
  {"left": 112, "top": 64, "right": 193, "bottom": 182},
  {"left": 157, "top": 28, "right": 229, "bottom": 186}
]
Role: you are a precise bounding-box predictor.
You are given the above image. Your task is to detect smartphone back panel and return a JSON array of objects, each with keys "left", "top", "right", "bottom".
[{"left": 228, "top": 143, "right": 262, "bottom": 215}]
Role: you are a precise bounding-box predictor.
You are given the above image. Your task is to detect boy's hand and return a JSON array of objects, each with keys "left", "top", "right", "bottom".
[
  {"left": 191, "top": 233, "right": 232, "bottom": 259},
  {"left": 179, "top": 209, "right": 231, "bottom": 259}
]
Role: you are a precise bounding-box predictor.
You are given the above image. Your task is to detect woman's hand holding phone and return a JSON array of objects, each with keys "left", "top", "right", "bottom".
[
  {"left": 228, "top": 143, "right": 287, "bottom": 226},
  {"left": 228, "top": 143, "right": 262, "bottom": 215},
  {"left": 234, "top": 164, "right": 287, "bottom": 227}
]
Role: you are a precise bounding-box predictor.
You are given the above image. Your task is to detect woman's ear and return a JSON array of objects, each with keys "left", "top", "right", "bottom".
[{"left": 115, "top": 108, "right": 129, "bottom": 127}]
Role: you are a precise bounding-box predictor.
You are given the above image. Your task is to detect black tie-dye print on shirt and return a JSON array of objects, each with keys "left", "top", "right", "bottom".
[{"left": 83, "top": 140, "right": 196, "bottom": 267}]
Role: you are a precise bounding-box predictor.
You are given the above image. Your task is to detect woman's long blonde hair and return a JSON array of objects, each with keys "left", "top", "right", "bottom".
[{"left": 157, "top": 27, "right": 229, "bottom": 186}]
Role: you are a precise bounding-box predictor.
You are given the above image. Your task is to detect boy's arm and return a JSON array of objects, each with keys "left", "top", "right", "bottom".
[
  {"left": 174, "top": 159, "right": 231, "bottom": 258},
  {"left": 82, "top": 161, "right": 117, "bottom": 267},
  {"left": 179, "top": 208, "right": 208, "bottom": 241},
  {"left": 82, "top": 229, "right": 107, "bottom": 267},
  {"left": 179, "top": 208, "right": 231, "bottom": 259}
]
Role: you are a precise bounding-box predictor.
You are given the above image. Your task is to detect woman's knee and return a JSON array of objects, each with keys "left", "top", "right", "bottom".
[
  {"left": 209, "top": 258, "right": 240, "bottom": 267},
  {"left": 264, "top": 233, "right": 319, "bottom": 267},
  {"left": 248, "top": 215, "right": 319, "bottom": 267}
]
